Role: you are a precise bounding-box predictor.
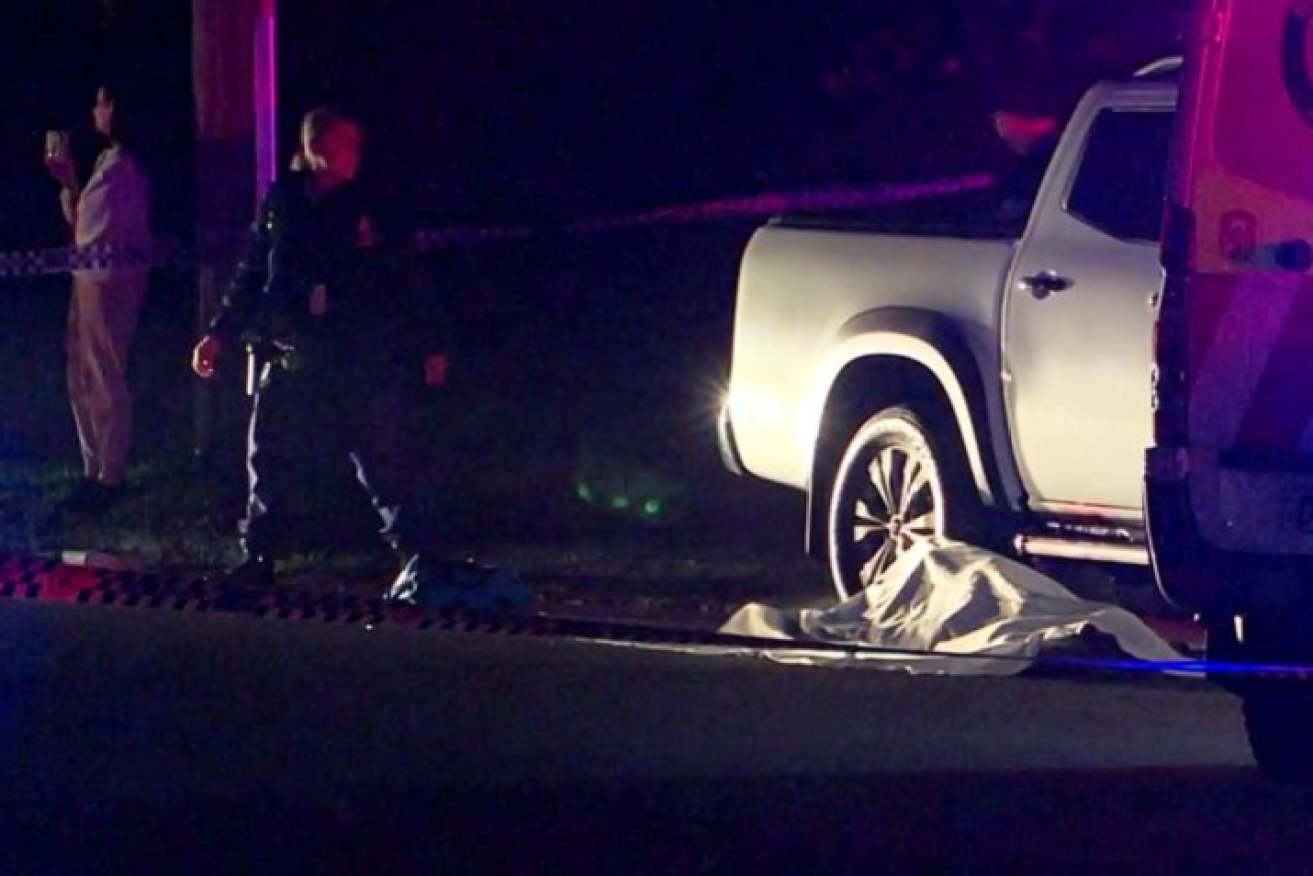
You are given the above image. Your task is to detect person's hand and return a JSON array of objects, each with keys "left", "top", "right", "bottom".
[
  {"left": 424, "top": 353, "right": 450, "bottom": 388},
  {"left": 192, "top": 335, "right": 222, "bottom": 379},
  {"left": 44, "top": 155, "right": 76, "bottom": 190}
]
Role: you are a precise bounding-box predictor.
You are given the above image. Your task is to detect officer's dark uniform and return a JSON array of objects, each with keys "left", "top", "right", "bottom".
[{"left": 210, "top": 170, "right": 433, "bottom": 564}]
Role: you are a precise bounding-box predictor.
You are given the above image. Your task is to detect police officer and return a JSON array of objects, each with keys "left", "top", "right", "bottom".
[{"left": 192, "top": 106, "right": 447, "bottom": 589}]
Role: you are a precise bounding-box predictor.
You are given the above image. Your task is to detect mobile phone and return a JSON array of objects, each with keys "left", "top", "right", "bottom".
[{"left": 44, "top": 130, "right": 70, "bottom": 163}]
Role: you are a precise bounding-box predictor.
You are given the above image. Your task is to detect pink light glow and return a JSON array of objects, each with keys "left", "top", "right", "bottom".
[{"left": 253, "top": 0, "right": 277, "bottom": 207}]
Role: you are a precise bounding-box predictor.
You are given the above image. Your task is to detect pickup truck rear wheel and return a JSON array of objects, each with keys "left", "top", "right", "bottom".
[{"left": 826, "top": 406, "right": 979, "bottom": 600}]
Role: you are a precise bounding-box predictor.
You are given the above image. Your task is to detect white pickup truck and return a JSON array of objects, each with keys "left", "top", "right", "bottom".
[{"left": 720, "top": 63, "right": 1176, "bottom": 600}]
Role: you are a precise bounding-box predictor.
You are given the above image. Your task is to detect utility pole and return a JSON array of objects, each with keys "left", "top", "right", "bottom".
[{"left": 190, "top": 0, "right": 277, "bottom": 459}]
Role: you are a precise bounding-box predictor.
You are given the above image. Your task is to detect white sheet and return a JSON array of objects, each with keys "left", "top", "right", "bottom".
[{"left": 719, "top": 540, "right": 1188, "bottom": 675}]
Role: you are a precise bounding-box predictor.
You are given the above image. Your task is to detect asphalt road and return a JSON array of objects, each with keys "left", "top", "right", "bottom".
[{"left": 1, "top": 599, "right": 1311, "bottom": 875}]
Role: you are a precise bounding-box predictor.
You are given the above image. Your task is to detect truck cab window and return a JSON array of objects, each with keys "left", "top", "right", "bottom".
[{"left": 1066, "top": 109, "right": 1173, "bottom": 243}]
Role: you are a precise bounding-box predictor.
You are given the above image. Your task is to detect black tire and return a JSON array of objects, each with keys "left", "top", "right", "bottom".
[
  {"left": 1243, "top": 689, "right": 1313, "bottom": 784},
  {"left": 826, "top": 406, "right": 983, "bottom": 601}
]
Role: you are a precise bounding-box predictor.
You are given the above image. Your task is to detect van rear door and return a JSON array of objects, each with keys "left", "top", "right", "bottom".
[{"left": 1151, "top": 0, "right": 1313, "bottom": 604}]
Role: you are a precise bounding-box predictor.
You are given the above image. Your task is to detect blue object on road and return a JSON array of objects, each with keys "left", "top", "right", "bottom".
[{"left": 386, "top": 555, "right": 532, "bottom": 614}]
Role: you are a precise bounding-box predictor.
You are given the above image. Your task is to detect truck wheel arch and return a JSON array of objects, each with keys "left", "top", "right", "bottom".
[{"left": 805, "top": 308, "right": 1009, "bottom": 557}]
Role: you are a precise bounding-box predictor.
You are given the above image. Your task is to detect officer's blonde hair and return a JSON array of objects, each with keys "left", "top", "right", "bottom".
[{"left": 293, "top": 107, "right": 359, "bottom": 171}]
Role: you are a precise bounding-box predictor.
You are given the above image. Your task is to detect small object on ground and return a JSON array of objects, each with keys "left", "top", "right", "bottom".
[
  {"left": 386, "top": 554, "right": 532, "bottom": 613},
  {"left": 62, "top": 479, "right": 122, "bottom": 515},
  {"left": 61, "top": 549, "right": 144, "bottom": 572}
]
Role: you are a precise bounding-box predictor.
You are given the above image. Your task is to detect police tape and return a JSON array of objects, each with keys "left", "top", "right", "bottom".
[
  {"left": 0, "top": 551, "right": 1289, "bottom": 679},
  {"left": 557, "top": 173, "right": 999, "bottom": 235},
  {"left": 0, "top": 243, "right": 158, "bottom": 279},
  {"left": 0, "top": 174, "right": 1002, "bottom": 278},
  {"left": 412, "top": 173, "right": 1000, "bottom": 247}
]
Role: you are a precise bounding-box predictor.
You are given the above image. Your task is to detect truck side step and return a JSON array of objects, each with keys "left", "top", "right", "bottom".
[{"left": 1013, "top": 535, "right": 1150, "bottom": 566}]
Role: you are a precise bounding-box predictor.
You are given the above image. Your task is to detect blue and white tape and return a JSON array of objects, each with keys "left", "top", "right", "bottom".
[
  {"left": 0, "top": 174, "right": 1001, "bottom": 275},
  {"left": 0, "top": 243, "right": 155, "bottom": 279}
]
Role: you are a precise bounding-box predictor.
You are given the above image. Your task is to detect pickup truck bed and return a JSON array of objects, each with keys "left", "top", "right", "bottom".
[{"left": 731, "top": 227, "right": 1013, "bottom": 491}]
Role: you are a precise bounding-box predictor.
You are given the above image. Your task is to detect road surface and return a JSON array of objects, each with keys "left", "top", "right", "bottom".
[{"left": 1, "top": 599, "right": 1310, "bottom": 874}]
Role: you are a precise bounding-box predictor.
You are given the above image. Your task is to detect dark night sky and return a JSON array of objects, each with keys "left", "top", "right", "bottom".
[{"left": 0, "top": 0, "right": 1188, "bottom": 247}]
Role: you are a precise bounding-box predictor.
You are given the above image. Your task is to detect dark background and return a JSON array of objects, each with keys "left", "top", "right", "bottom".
[
  {"left": 282, "top": 0, "right": 1190, "bottom": 223},
  {"left": 0, "top": 0, "right": 1189, "bottom": 240}
]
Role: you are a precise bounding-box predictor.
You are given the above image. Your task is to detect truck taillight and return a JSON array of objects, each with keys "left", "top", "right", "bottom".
[{"left": 1152, "top": 203, "right": 1194, "bottom": 448}]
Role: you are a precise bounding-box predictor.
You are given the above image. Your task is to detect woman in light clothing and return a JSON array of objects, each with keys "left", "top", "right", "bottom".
[{"left": 45, "top": 83, "right": 151, "bottom": 513}]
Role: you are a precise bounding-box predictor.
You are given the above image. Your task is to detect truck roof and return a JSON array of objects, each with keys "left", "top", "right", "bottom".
[{"left": 1134, "top": 56, "right": 1183, "bottom": 80}]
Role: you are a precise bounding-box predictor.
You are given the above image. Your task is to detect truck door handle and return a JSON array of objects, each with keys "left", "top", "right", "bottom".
[{"left": 1018, "top": 272, "right": 1073, "bottom": 300}]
